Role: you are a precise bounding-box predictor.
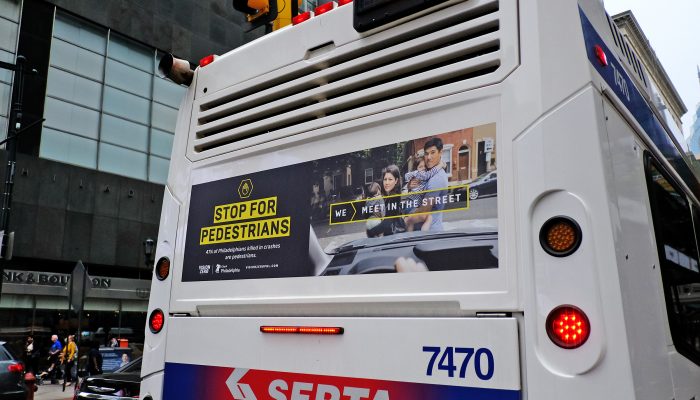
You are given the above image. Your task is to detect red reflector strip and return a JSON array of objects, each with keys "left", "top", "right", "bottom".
[
  {"left": 199, "top": 54, "right": 215, "bottom": 68},
  {"left": 260, "top": 326, "right": 344, "bottom": 335},
  {"left": 292, "top": 11, "right": 313, "bottom": 25},
  {"left": 338, "top": 0, "right": 352, "bottom": 5},
  {"left": 315, "top": 1, "right": 335, "bottom": 15},
  {"left": 593, "top": 45, "right": 608, "bottom": 66}
]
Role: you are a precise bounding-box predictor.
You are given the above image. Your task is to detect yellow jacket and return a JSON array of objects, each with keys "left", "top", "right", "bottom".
[{"left": 61, "top": 342, "right": 76, "bottom": 363}]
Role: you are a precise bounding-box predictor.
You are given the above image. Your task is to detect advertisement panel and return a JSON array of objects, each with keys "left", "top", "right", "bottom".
[{"left": 182, "top": 124, "right": 497, "bottom": 281}]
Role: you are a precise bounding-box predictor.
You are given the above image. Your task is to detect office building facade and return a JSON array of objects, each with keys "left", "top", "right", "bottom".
[{"left": 0, "top": 0, "right": 259, "bottom": 356}]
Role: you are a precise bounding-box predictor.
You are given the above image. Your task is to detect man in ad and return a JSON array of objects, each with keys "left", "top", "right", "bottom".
[{"left": 408, "top": 137, "right": 449, "bottom": 231}]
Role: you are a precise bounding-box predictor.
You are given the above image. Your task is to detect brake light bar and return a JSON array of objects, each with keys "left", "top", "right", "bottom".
[
  {"left": 338, "top": 0, "right": 352, "bottom": 5},
  {"left": 260, "top": 326, "right": 344, "bottom": 335}
]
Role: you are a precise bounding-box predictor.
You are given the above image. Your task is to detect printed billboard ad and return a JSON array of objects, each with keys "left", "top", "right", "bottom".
[{"left": 182, "top": 124, "right": 498, "bottom": 281}]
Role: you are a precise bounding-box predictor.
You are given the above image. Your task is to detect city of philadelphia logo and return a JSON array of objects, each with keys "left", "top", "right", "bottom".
[{"left": 238, "top": 178, "right": 253, "bottom": 199}]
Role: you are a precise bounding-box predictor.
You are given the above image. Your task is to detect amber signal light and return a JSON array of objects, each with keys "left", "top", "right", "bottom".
[
  {"left": 155, "top": 257, "right": 170, "bottom": 281},
  {"left": 539, "top": 216, "right": 582, "bottom": 257}
]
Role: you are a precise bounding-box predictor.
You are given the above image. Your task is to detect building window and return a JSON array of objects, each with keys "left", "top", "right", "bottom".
[
  {"left": 0, "top": 0, "right": 20, "bottom": 142},
  {"left": 40, "top": 11, "right": 187, "bottom": 184},
  {"left": 441, "top": 144, "right": 453, "bottom": 177},
  {"left": 645, "top": 154, "right": 700, "bottom": 366},
  {"left": 365, "top": 168, "right": 373, "bottom": 184}
]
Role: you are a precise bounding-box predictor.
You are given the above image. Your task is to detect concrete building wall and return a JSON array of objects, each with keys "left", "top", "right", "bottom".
[{"left": 6, "top": 152, "right": 162, "bottom": 270}]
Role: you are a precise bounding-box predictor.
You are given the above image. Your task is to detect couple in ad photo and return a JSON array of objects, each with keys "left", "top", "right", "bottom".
[{"left": 363, "top": 137, "right": 449, "bottom": 238}]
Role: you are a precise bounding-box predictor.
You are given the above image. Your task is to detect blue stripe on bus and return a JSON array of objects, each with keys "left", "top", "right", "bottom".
[{"left": 578, "top": 8, "right": 700, "bottom": 195}]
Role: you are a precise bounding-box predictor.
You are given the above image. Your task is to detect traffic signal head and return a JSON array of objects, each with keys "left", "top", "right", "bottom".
[
  {"left": 233, "top": 0, "right": 274, "bottom": 20},
  {"left": 232, "top": 0, "right": 279, "bottom": 31}
]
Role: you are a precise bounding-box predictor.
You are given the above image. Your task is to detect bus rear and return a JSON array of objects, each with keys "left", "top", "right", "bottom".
[{"left": 140, "top": 0, "right": 700, "bottom": 399}]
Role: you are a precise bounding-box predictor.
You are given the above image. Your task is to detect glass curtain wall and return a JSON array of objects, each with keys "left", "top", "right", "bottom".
[
  {"left": 0, "top": 0, "right": 20, "bottom": 141},
  {"left": 40, "top": 11, "right": 186, "bottom": 184}
]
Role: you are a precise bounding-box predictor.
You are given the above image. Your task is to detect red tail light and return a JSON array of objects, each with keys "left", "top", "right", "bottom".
[
  {"left": 149, "top": 309, "right": 165, "bottom": 333},
  {"left": 292, "top": 11, "right": 312, "bottom": 25},
  {"left": 199, "top": 54, "right": 215, "bottom": 68},
  {"left": 338, "top": 0, "right": 352, "bottom": 5},
  {"left": 314, "top": 1, "right": 335, "bottom": 15},
  {"left": 7, "top": 363, "right": 23, "bottom": 373},
  {"left": 260, "top": 326, "right": 344, "bottom": 335},
  {"left": 546, "top": 305, "right": 590, "bottom": 349}
]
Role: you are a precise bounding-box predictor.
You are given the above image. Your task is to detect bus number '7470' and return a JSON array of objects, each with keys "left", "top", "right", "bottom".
[{"left": 422, "top": 346, "right": 495, "bottom": 380}]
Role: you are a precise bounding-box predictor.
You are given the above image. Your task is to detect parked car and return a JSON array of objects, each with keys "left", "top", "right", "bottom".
[
  {"left": 0, "top": 341, "right": 27, "bottom": 400},
  {"left": 73, "top": 357, "right": 141, "bottom": 400},
  {"left": 455, "top": 170, "right": 497, "bottom": 200}
]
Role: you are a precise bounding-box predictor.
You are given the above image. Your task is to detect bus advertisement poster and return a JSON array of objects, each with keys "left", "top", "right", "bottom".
[{"left": 182, "top": 123, "right": 498, "bottom": 281}]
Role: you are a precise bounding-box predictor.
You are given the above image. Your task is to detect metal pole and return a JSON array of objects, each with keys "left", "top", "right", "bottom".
[
  {"left": 76, "top": 271, "right": 86, "bottom": 346},
  {"left": 0, "top": 55, "right": 26, "bottom": 300}
]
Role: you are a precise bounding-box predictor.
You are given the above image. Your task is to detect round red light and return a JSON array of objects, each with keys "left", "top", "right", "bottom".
[
  {"left": 149, "top": 309, "right": 165, "bottom": 333},
  {"left": 546, "top": 305, "right": 590, "bottom": 349}
]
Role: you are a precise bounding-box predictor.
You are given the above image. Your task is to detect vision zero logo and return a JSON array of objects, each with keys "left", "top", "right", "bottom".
[{"left": 198, "top": 265, "right": 211, "bottom": 274}]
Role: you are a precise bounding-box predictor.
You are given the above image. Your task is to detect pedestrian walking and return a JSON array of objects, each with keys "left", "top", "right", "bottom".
[
  {"left": 24, "top": 335, "right": 39, "bottom": 374},
  {"left": 47, "top": 334, "right": 62, "bottom": 383},
  {"left": 87, "top": 343, "right": 103, "bottom": 376},
  {"left": 62, "top": 335, "right": 77, "bottom": 391}
]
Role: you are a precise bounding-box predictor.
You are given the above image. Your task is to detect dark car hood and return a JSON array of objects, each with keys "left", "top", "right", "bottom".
[
  {"left": 332, "top": 228, "right": 497, "bottom": 253},
  {"left": 86, "top": 373, "right": 141, "bottom": 384},
  {"left": 81, "top": 372, "right": 141, "bottom": 396}
]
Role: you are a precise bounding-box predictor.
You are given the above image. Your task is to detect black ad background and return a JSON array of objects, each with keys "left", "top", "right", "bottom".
[{"left": 182, "top": 163, "right": 312, "bottom": 282}]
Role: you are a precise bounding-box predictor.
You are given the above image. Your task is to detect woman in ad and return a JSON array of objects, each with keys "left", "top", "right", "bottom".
[{"left": 366, "top": 165, "right": 406, "bottom": 237}]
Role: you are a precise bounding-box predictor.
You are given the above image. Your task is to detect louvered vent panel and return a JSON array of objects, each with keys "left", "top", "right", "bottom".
[{"left": 194, "top": 0, "right": 504, "bottom": 154}]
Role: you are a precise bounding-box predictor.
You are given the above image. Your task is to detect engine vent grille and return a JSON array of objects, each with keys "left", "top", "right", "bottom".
[{"left": 193, "top": 0, "right": 507, "bottom": 155}]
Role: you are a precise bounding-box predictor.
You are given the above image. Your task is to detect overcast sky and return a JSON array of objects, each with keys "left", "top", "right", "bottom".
[{"left": 602, "top": 0, "right": 700, "bottom": 138}]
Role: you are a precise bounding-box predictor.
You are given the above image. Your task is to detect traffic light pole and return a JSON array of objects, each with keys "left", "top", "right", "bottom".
[{"left": 0, "top": 56, "right": 33, "bottom": 300}]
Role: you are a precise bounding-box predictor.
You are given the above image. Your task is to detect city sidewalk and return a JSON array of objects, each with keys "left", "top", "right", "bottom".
[{"left": 33, "top": 381, "right": 76, "bottom": 400}]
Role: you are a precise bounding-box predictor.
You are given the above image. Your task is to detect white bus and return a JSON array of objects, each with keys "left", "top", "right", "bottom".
[{"left": 140, "top": 0, "right": 700, "bottom": 399}]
